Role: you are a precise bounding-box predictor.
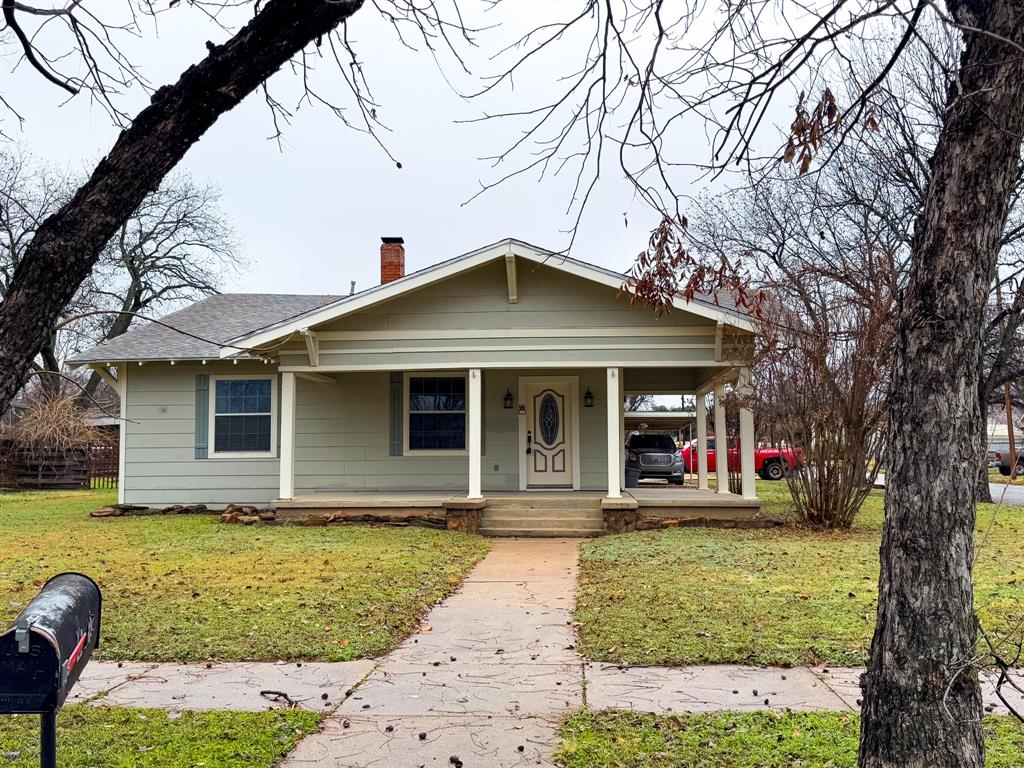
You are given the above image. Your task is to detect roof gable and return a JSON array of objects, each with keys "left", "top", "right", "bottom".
[{"left": 221, "top": 239, "right": 753, "bottom": 357}]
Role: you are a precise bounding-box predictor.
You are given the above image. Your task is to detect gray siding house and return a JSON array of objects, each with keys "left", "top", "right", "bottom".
[{"left": 70, "top": 238, "right": 759, "bottom": 517}]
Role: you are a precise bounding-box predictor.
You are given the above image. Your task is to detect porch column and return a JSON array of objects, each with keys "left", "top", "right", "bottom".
[
  {"left": 713, "top": 383, "right": 729, "bottom": 495},
  {"left": 738, "top": 368, "right": 757, "bottom": 499},
  {"left": 279, "top": 371, "right": 296, "bottom": 500},
  {"left": 468, "top": 368, "right": 483, "bottom": 499},
  {"left": 696, "top": 392, "right": 709, "bottom": 491},
  {"left": 607, "top": 367, "right": 622, "bottom": 498},
  {"left": 619, "top": 385, "right": 626, "bottom": 489}
]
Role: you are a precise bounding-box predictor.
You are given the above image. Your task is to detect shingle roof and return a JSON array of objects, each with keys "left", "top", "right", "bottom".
[{"left": 67, "top": 294, "right": 341, "bottom": 365}]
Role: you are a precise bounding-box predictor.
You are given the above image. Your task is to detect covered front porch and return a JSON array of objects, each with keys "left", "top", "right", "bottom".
[{"left": 273, "top": 365, "right": 764, "bottom": 534}]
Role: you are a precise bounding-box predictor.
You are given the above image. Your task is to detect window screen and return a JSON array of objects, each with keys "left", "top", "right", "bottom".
[
  {"left": 408, "top": 376, "right": 466, "bottom": 451},
  {"left": 213, "top": 379, "right": 273, "bottom": 453}
]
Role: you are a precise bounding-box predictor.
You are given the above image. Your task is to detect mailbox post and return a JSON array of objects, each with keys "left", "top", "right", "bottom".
[{"left": 0, "top": 573, "right": 102, "bottom": 768}]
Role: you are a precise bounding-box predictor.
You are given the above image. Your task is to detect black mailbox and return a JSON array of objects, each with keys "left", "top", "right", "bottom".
[{"left": 0, "top": 573, "right": 102, "bottom": 768}]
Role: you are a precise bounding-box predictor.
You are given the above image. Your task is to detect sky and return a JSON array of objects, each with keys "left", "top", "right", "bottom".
[{"left": 0, "top": 1, "right": 765, "bottom": 298}]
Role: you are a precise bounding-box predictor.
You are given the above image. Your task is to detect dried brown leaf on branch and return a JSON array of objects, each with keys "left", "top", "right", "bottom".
[{"left": 625, "top": 216, "right": 766, "bottom": 318}]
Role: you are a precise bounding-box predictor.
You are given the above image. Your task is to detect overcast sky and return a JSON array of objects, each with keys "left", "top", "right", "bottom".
[{"left": 1, "top": 2, "right": 768, "bottom": 298}]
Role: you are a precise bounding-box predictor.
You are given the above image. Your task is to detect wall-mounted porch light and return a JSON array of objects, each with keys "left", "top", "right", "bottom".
[
  {"left": 503, "top": 388, "right": 514, "bottom": 409},
  {"left": 583, "top": 387, "right": 595, "bottom": 408}
]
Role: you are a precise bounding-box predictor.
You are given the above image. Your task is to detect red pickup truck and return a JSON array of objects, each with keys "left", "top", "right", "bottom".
[{"left": 679, "top": 436, "right": 800, "bottom": 481}]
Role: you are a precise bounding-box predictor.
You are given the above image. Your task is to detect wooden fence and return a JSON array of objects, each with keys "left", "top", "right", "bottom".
[
  {"left": 0, "top": 441, "right": 119, "bottom": 490},
  {"left": 89, "top": 444, "right": 119, "bottom": 490}
]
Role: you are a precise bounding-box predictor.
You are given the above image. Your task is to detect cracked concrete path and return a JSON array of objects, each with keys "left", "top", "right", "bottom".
[
  {"left": 70, "top": 660, "right": 375, "bottom": 712},
  {"left": 283, "top": 538, "right": 583, "bottom": 768},
  {"left": 584, "top": 664, "right": 1024, "bottom": 717}
]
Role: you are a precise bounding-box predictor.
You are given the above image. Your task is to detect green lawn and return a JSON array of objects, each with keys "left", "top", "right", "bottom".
[
  {"left": 989, "top": 468, "right": 1024, "bottom": 486},
  {"left": 0, "top": 490, "right": 490, "bottom": 662},
  {"left": 576, "top": 483, "right": 1024, "bottom": 666},
  {"left": 0, "top": 707, "right": 318, "bottom": 767},
  {"left": 556, "top": 710, "right": 1024, "bottom": 768}
]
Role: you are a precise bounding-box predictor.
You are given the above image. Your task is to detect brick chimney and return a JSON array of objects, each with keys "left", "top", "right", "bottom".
[{"left": 380, "top": 237, "right": 405, "bottom": 284}]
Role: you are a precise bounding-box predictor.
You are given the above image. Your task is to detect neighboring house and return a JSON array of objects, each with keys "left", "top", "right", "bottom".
[{"left": 68, "top": 238, "right": 759, "bottom": 519}]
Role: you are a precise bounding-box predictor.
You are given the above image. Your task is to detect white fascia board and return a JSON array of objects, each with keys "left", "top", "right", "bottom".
[
  {"left": 218, "top": 239, "right": 754, "bottom": 357},
  {"left": 512, "top": 247, "right": 756, "bottom": 332}
]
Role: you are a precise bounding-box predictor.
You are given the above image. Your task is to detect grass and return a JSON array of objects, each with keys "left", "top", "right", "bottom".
[
  {"left": 576, "top": 483, "right": 1024, "bottom": 667},
  {"left": 989, "top": 468, "right": 1024, "bottom": 486},
  {"left": 556, "top": 710, "right": 1024, "bottom": 768},
  {"left": 0, "top": 706, "right": 318, "bottom": 767},
  {"left": 0, "top": 490, "right": 490, "bottom": 662}
]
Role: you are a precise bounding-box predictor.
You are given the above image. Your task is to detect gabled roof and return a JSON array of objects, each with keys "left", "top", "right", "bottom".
[
  {"left": 220, "top": 238, "right": 754, "bottom": 357},
  {"left": 68, "top": 238, "right": 754, "bottom": 366},
  {"left": 67, "top": 294, "right": 341, "bottom": 365}
]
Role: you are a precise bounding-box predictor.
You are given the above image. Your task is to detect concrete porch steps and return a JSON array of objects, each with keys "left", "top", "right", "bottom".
[{"left": 480, "top": 498, "right": 604, "bottom": 537}]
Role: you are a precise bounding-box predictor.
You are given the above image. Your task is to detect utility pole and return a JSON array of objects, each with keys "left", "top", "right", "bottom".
[
  {"left": 1007, "top": 382, "right": 1018, "bottom": 480},
  {"left": 997, "top": 281, "right": 1018, "bottom": 479}
]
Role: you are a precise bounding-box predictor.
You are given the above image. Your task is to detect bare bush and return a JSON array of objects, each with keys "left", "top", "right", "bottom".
[{"left": 2, "top": 380, "right": 111, "bottom": 457}]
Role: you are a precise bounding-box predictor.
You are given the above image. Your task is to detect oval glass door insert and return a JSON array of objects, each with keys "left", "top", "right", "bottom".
[{"left": 539, "top": 393, "right": 560, "bottom": 445}]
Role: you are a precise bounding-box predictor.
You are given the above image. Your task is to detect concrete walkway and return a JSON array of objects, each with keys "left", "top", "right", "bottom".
[{"left": 284, "top": 538, "right": 582, "bottom": 768}]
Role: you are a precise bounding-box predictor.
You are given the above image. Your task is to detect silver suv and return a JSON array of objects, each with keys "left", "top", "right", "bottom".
[{"left": 626, "top": 433, "right": 683, "bottom": 484}]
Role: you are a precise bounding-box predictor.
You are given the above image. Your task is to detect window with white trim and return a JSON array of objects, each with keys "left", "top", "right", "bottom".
[
  {"left": 210, "top": 376, "right": 276, "bottom": 456},
  {"left": 406, "top": 375, "right": 466, "bottom": 452}
]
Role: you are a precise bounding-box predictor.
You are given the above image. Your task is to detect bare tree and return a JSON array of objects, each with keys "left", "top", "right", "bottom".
[
  {"left": 624, "top": 394, "right": 653, "bottom": 411},
  {"left": 0, "top": 150, "right": 77, "bottom": 382},
  {"left": 693, "top": 167, "right": 897, "bottom": 528},
  {"left": 0, "top": 151, "right": 238, "bottom": 392},
  {"left": 79, "top": 174, "right": 239, "bottom": 393}
]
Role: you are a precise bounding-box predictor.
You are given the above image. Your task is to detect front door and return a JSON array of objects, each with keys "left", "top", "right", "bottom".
[{"left": 524, "top": 379, "right": 575, "bottom": 488}]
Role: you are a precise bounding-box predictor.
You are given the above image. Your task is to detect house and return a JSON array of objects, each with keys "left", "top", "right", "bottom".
[{"left": 69, "top": 238, "right": 763, "bottom": 535}]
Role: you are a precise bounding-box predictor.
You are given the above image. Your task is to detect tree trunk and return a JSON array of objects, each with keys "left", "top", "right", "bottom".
[
  {"left": 976, "top": 396, "right": 993, "bottom": 504},
  {"left": 977, "top": 457, "right": 994, "bottom": 504},
  {"left": 859, "top": 5, "right": 1024, "bottom": 766},
  {"left": 0, "top": 0, "right": 364, "bottom": 414}
]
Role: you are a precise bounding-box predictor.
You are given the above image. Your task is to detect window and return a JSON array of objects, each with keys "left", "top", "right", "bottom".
[
  {"left": 627, "top": 434, "right": 677, "bottom": 451},
  {"left": 405, "top": 374, "right": 466, "bottom": 453},
  {"left": 210, "top": 376, "right": 276, "bottom": 457}
]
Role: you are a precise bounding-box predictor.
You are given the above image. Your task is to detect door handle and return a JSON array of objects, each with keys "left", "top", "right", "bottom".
[{"left": 526, "top": 430, "right": 533, "bottom": 455}]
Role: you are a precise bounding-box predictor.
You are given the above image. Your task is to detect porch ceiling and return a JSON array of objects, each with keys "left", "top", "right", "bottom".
[{"left": 623, "top": 365, "right": 738, "bottom": 395}]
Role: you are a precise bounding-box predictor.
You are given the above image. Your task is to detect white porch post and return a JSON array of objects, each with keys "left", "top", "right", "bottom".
[
  {"left": 696, "top": 392, "right": 709, "bottom": 491},
  {"left": 279, "top": 371, "right": 296, "bottom": 500},
  {"left": 606, "top": 367, "right": 622, "bottom": 498},
  {"left": 468, "top": 368, "right": 483, "bottom": 499},
  {"left": 738, "top": 368, "right": 757, "bottom": 499},
  {"left": 619, "top": 385, "right": 626, "bottom": 489},
  {"left": 713, "top": 383, "right": 729, "bottom": 495}
]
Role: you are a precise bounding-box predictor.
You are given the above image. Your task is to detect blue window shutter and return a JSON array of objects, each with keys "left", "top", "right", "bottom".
[
  {"left": 195, "top": 374, "right": 209, "bottom": 459},
  {"left": 389, "top": 372, "right": 402, "bottom": 456},
  {"left": 480, "top": 370, "right": 486, "bottom": 456}
]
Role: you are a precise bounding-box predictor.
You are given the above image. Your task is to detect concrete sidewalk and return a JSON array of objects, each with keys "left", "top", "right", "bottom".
[
  {"left": 875, "top": 472, "right": 1024, "bottom": 507},
  {"left": 70, "top": 659, "right": 375, "bottom": 712},
  {"left": 585, "top": 663, "right": 1023, "bottom": 716},
  {"left": 74, "top": 656, "right": 1024, "bottom": 719}
]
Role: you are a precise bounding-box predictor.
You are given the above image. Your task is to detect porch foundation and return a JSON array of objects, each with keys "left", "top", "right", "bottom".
[{"left": 270, "top": 489, "right": 770, "bottom": 535}]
